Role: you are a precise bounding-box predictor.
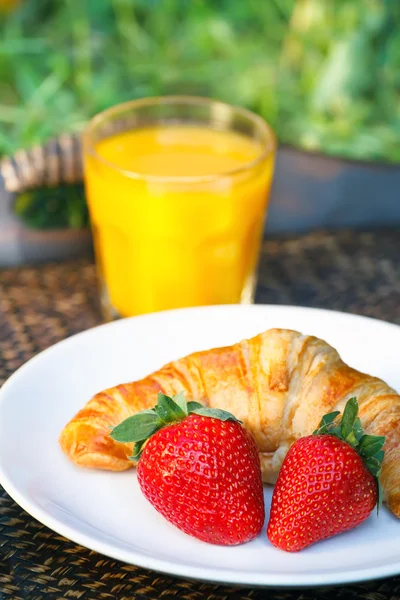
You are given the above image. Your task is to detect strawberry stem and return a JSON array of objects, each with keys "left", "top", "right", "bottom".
[
  {"left": 110, "top": 392, "right": 241, "bottom": 461},
  {"left": 313, "top": 397, "right": 386, "bottom": 513}
]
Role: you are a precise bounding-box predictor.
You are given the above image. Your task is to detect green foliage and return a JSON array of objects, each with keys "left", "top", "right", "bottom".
[
  {"left": 0, "top": 0, "right": 292, "bottom": 156},
  {"left": 1, "top": 0, "right": 399, "bottom": 177},
  {"left": 14, "top": 184, "right": 89, "bottom": 229},
  {"left": 278, "top": 0, "right": 400, "bottom": 162}
]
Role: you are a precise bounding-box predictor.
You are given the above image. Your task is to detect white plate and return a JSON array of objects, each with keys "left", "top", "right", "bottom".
[{"left": 0, "top": 305, "right": 399, "bottom": 588}]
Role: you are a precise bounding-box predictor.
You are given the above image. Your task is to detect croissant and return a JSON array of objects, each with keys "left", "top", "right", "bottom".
[{"left": 60, "top": 328, "right": 400, "bottom": 518}]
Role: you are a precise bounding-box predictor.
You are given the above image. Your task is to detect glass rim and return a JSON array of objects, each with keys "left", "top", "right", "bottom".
[{"left": 83, "top": 95, "right": 276, "bottom": 183}]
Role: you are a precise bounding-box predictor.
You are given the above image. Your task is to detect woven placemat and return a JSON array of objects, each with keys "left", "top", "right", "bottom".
[{"left": 1, "top": 228, "right": 399, "bottom": 600}]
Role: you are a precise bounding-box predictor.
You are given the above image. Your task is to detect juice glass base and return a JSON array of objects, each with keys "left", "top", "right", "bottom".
[{"left": 99, "top": 268, "right": 259, "bottom": 322}]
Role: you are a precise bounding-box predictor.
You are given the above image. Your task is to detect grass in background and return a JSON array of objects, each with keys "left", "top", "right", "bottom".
[
  {"left": 0, "top": 0, "right": 292, "bottom": 156},
  {"left": 2, "top": 0, "right": 399, "bottom": 163},
  {"left": 1, "top": 0, "right": 400, "bottom": 231},
  {"left": 279, "top": 0, "right": 400, "bottom": 162}
]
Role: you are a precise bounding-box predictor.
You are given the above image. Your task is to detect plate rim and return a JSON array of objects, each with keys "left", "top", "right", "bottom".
[{"left": 0, "top": 303, "right": 399, "bottom": 588}]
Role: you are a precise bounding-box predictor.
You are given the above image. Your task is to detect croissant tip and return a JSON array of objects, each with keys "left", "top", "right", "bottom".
[
  {"left": 387, "top": 492, "right": 400, "bottom": 519},
  {"left": 58, "top": 430, "right": 68, "bottom": 451}
]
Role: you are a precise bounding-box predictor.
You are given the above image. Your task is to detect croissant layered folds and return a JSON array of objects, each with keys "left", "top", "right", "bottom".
[{"left": 59, "top": 328, "right": 400, "bottom": 518}]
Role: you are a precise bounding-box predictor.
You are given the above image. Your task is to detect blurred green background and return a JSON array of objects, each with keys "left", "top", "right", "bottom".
[
  {"left": 1, "top": 0, "right": 399, "bottom": 235},
  {"left": 2, "top": 0, "right": 399, "bottom": 163},
  {"left": 0, "top": 0, "right": 289, "bottom": 156}
]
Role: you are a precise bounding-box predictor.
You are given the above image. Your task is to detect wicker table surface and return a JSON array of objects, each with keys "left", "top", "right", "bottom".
[{"left": 1, "top": 228, "right": 399, "bottom": 600}]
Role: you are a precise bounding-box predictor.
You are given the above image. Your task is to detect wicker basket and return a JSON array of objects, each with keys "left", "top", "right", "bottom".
[
  {"left": 0, "top": 134, "right": 92, "bottom": 266},
  {"left": 1, "top": 133, "right": 83, "bottom": 192}
]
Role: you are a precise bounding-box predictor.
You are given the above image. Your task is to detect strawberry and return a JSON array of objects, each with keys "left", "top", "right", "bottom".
[
  {"left": 267, "top": 397, "right": 385, "bottom": 552},
  {"left": 110, "top": 393, "right": 265, "bottom": 545}
]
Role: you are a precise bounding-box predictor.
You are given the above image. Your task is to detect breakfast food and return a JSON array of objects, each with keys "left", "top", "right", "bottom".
[
  {"left": 110, "top": 393, "right": 265, "bottom": 545},
  {"left": 267, "top": 398, "right": 384, "bottom": 551},
  {"left": 59, "top": 328, "right": 400, "bottom": 518}
]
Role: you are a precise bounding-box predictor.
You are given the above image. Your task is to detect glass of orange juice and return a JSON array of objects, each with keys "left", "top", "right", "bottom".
[{"left": 83, "top": 96, "right": 276, "bottom": 319}]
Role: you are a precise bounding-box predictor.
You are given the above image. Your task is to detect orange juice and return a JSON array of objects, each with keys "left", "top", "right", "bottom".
[{"left": 84, "top": 125, "right": 274, "bottom": 317}]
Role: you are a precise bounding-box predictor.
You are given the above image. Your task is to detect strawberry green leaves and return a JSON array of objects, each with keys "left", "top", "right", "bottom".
[
  {"left": 359, "top": 435, "right": 386, "bottom": 461},
  {"left": 131, "top": 439, "right": 148, "bottom": 462},
  {"left": 110, "top": 410, "right": 161, "bottom": 443},
  {"left": 186, "top": 401, "right": 203, "bottom": 412},
  {"left": 172, "top": 391, "right": 189, "bottom": 415},
  {"left": 359, "top": 436, "right": 386, "bottom": 513},
  {"left": 313, "top": 397, "right": 386, "bottom": 513},
  {"left": 109, "top": 392, "right": 241, "bottom": 461},
  {"left": 340, "top": 397, "right": 364, "bottom": 444},
  {"left": 155, "top": 393, "right": 187, "bottom": 422},
  {"left": 191, "top": 407, "right": 242, "bottom": 423},
  {"left": 313, "top": 397, "right": 363, "bottom": 444},
  {"left": 313, "top": 410, "right": 340, "bottom": 435}
]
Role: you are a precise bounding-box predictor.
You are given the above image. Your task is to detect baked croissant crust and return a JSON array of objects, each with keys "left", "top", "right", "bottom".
[{"left": 59, "top": 328, "right": 400, "bottom": 518}]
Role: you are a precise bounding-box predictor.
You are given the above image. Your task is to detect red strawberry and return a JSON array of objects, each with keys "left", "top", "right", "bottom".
[
  {"left": 111, "top": 393, "right": 265, "bottom": 545},
  {"left": 267, "top": 397, "right": 385, "bottom": 552}
]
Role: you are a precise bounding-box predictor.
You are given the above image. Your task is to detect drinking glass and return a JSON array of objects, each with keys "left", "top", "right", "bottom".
[{"left": 83, "top": 96, "right": 276, "bottom": 319}]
